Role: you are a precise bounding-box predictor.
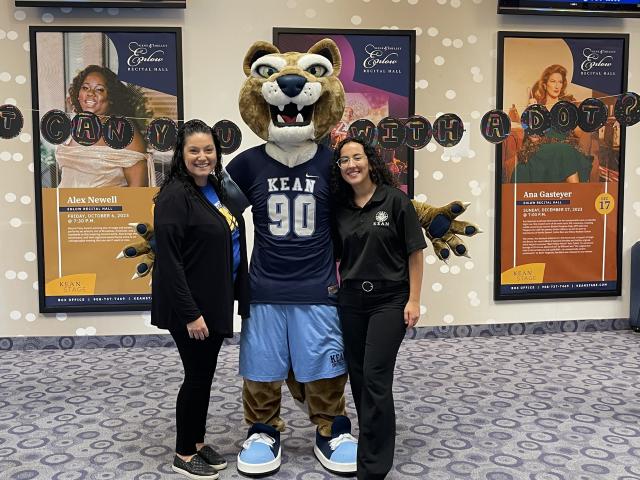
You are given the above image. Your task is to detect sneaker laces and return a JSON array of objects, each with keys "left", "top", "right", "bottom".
[
  {"left": 329, "top": 433, "right": 357, "bottom": 450},
  {"left": 242, "top": 432, "right": 275, "bottom": 450}
]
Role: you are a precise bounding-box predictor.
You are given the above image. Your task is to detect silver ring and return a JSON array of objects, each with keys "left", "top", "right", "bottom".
[{"left": 362, "top": 281, "right": 373, "bottom": 292}]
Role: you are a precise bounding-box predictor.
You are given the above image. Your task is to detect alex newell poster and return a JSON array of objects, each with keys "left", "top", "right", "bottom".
[
  {"left": 30, "top": 26, "right": 183, "bottom": 312},
  {"left": 495, "top": 32, "right": 628, "bottom": 300},
  {"left": 274, "top": 28, "right": 416, "bottom": 196}
]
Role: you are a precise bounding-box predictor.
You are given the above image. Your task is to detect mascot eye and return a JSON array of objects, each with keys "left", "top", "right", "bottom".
[
  {"left": 306, "top": 64, "right": 328, "bottom": 77},
  {"left": 257, "top": 65, "right": 278, "bottom": 78}
]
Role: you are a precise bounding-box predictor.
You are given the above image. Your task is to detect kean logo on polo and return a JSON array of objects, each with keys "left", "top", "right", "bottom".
[{"left": 373, "top": 210, "right": 390, "bottom": 226}]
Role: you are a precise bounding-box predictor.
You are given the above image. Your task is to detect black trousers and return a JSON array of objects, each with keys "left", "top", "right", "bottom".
[
  {"left": 170, "top": 327, "right": 224, "bottom": 456},
  {"left": 338, "top": 283, "right": 408, "bottom": 480}
]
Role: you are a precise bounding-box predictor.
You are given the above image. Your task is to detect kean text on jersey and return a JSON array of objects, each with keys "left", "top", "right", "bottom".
[{"left": 267, "top": 177, "right": 316, "bottom": 193}]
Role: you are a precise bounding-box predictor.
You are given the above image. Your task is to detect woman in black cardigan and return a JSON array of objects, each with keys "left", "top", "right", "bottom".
[{"left": 151, "top": 119, "right": 250, "bottom": 480}]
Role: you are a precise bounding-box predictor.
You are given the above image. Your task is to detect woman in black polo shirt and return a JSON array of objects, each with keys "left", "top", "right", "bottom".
[{"left": 331, "top": 137, "right": 426, "bottom": 479}]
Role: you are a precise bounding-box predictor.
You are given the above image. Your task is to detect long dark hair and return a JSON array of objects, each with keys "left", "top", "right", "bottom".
[
  {"left": 330, "top": 136, "right": 396, "bottom": 203},
  {"left": 154, "top": 119, "right": 224, "bottom": 202}
]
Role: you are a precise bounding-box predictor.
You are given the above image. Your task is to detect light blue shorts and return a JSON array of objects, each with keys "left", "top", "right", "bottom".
[{"left": 239, "top": 304, "right": 347, "bottom": 383}]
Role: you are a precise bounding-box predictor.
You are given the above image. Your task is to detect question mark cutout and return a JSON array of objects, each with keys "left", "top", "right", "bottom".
[{"left": 614, "top": 92, "right": 640, "bottom": 127}]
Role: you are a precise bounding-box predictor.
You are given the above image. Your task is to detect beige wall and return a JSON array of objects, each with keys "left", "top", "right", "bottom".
[{"left": 1, "top": 0, "right": 638, "bottom": 337}]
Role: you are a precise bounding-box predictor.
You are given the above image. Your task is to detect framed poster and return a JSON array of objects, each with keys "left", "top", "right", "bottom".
[
  {"left": 273, "top": 28, "right": 416, "bottom": 196},
  {"left": 30, "top": 26, "right": 183, "bottom": 312},
  {"left": 495, "top": 31, "right": 628, "bottom": 300}
]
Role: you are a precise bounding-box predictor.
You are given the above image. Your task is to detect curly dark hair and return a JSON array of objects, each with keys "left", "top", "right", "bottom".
[
  {"left": 330, "top": 136, "right": 397, "bottom": 204},
  {"left": 154, "top": 119, "right": 225, "bottom": 202},
  {"left": 68, "top": 65, "right": 151, "bottom": 132}
]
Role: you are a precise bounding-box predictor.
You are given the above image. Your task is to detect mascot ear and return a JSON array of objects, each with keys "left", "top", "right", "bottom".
[
  {"left": 307, "top": 39, "right": 342, "bottom": 77},
  {"left": 243, "top": 41, "right": 281, "bottom": 77}
]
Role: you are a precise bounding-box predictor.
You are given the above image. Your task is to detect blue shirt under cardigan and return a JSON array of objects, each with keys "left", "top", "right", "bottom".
[{"left": 200, "top": 183, "right": 241, "bottom": 280}]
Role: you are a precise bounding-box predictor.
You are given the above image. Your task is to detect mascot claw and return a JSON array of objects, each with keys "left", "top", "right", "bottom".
[
  {"left": 117, "top": 222, "right": 155, "bottom": 281},
  {"left": 411, "top": 199, "right": 481, "bottom": 261}
]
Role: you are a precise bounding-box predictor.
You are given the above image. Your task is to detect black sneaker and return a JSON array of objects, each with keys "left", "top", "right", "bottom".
[
  {"left": 172, "top": 454, "right": 219, "bottom": 479},
  {"left": 197, "top": 445, "right": 227, "bottom": 470}
]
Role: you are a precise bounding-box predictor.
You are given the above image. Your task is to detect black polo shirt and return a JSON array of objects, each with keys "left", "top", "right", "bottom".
[{"left": 333, "top": 184, "right": 427, "bottom": 283}]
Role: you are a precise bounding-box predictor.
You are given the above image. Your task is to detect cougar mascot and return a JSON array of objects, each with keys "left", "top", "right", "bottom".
[
  {"left": 228, "top": 39, "right": 357, "bottom": 477},
  {"left": 227, "top": 39, "right": 479, "bottom": 477}
]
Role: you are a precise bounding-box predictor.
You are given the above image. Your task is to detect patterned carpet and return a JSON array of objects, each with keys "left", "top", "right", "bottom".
[{"left": 2, "top": 330, "right": 640, "bottom": 479}]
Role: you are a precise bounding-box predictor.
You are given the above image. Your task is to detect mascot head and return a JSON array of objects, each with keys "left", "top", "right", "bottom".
[{"left": 239, "top": 39, "right": 345, "bottom": 144}]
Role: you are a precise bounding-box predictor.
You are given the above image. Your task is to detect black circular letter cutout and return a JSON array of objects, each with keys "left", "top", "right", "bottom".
[
  {"left": 614, "top": 92, "right": 640, "bottom": 127},
  {"left": 40, "top": 109, "right": 71, "bottom": 145},
  {"left": 71, "top": 112, "right": 101, "bottom": 146},
  {"left": 550, "top": 101, "right": 579, "bottom": 134},
  {"left": 520, "top": 104, "right": 550, "bottom": 136},
  {"left": 577, "top": 98, "right": 607, "bottom": 133},
  {"left": 147, "top": 117, "right": 178, "bottom": 152},
  {"left": 348, "top": 119, "right": 377, "bottom": 145},
  {"left": 0, "top": 104, "right": 24, "bottom": 139},
  {"left": 103, "top": 116, "right": 134, "bottom": 150},
  {"left": 376, "top": 117, "right": 405, "bottom": 150},
  {"left": 213, "top": 119, "right": 242, "bottom": 155},
  {"left": 433, "top": 113, "right": 464, "bottom": 147},
  {"left": 404, "top": 115, "right": 432, "bottom": 150},
  {"left": 480, "top": 110, "right": 511, "bottom": 144}
]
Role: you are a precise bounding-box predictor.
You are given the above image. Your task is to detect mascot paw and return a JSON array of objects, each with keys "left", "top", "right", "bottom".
[
  {"left": 411, "top": 200, "right": 482, "bottom": 261},
  {"left": 117, "top": 222, "right": 155, "bottom": 279}
]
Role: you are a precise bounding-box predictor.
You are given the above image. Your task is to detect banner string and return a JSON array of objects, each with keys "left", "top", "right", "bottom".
[
  {"left": 2, "top": 88, "right": 636, "bottom": 123},
  {"left": 1, "top": 91, "right": 638, "bottom": 149}
]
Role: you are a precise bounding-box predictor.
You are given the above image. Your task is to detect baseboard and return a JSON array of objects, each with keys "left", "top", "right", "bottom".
[{"left": 0, "top": 318, "right": 631, "bottom": 351}]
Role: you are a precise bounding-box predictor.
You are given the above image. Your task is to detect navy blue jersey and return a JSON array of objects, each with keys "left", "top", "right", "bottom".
[{"left": 226, "top": 144, "right": 337, "bottom": 304}]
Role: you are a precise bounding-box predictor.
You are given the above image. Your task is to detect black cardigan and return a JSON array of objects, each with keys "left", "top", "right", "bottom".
[{"left": 151, "top": 177, "right": 250, "bottom": 336}]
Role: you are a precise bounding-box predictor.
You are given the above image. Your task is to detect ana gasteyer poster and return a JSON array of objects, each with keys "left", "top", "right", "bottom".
[{"left": 495, "top": 32, "right": 628, "bottom": 300}]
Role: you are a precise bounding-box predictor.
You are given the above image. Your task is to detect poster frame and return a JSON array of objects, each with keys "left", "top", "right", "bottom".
[
  {"left": 273, "top": 27, "right": 416, "bottom": 197},
  {"left": 29, "top": 25, "right": 184, "bottom": 313},
  {"left": 494, "top": 31, "right": 628, "bottom": 301}
]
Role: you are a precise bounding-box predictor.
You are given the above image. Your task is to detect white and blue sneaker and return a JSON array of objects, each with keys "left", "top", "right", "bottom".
[
  {"left": 237, "top": 423, "right": 281, "bottom": 477},
  {"left": 313, "top": 415, "right": 357, "bottom": 476}
]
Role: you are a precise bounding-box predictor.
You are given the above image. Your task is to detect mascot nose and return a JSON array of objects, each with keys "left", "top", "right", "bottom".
[{"left": 277, "top": 74, "right": 307, "bottom": 97}]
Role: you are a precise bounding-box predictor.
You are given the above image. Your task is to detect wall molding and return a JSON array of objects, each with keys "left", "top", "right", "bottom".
[{"left": 0, "top": 318, "right": 631, "bottom": 351}]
